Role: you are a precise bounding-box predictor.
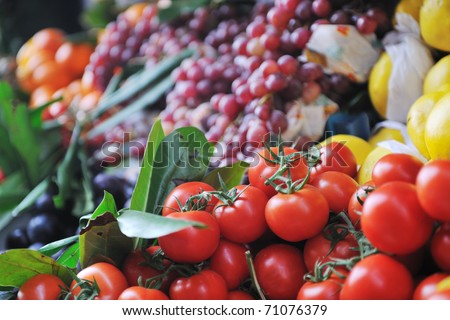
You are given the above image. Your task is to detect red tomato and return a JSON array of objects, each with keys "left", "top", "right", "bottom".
[
  {"left": 254, "top": 244, "right": 307, "bottom": 300},
  {"left": 431, "top": 223, "right": 450, "bottom": 272},
  {"left": 213, "top": 185, "right": 268, "bottom": 243},
  {"left": 248, "top": 146, "right": 309, "bottom": 197},
  {"left": 228, "top": 290, "right": 255, "bottom": 300},
  {"left": 413, "top": 273, "right": 449, "bottom": 300},
  {"left": 297, "top": 277, "right": 345, "bottom": 300},
  {"left": 393, "top": 247, "right": 426, "bottom": 276},
  {"left": 209, "top": 239, "right": 249, "bottom": 290},
  {"left": 265, "top": 186, "right": 329, "bottom": 242},
  {"left": 340, "top": 254, "right": 414, "bottom": 300},
  {"left": 361, "top": 181, "right": 434, "bottom": 254},
  {"left": 311, "top": 142, "right": 357, "bottom": 180},
  {"left": 428, "top": 290, "right": 450, "bottom": 300},
  {"left": 311, "top": 171, "right": 359, "bottom": 213},
  {"left": 371, "top": 153, "right": 423, "bottom": 187},
  {"left": 158, "top": 210, "right": 220, "bottom": 264},
  {"left": 162, "top": 182, "right": 217, "bottom": 216},
  {"left": 347, "top": 182, "right": 375, "bottom": 229},
  {"left": 0, "top": 169, "right": 5, "bottom": 183},
  {"left": 17, "top": 274, "right": 67, "bottom": 300},
  {"left": 169, "top": 270, "right": 228, "bottom": 300},
  {"left": 303, "top": 227, "right": 358, "bottom": 272},
  {"left": 416, "top": 160, "right": 450, "bottom": 222},
  {"left": 118, "top": 287, "right": 169, "bottom": 300},
  {"left": 71, "top": 262, "right": 128, "bottom": 300}
]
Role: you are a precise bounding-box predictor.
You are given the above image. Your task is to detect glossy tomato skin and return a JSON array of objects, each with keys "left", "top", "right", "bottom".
[
  {"left": 311, "top": 171, "right": 359, "bottom": 213},
  {"left": 118, "top": 287, "right": 169, "bottom": 300},
  {"left": 162, "top": 182, "right": 217, "bottom": 216},
  {"left": 209, "top": 239, "right": 249, "bottom": 290},
  {"left": 372, "top": 153, "right": 423, "bottom": 187},
  {"left": 311, "top": 142, "right": 357, "bottom": 180},
  {"left": 428, "top": 290, "right": 450, "bottom": 300},
  {"left": 431, "top": 223, "right": 450, "bottom": 272},
  {"left": 361, "top": 181, "right": 434, "bottom": 254},
  {"left": 416, "top": 160, "right": 450, "bottom": 222},
  {"left": 71, "top": 262, "right": 128, "bottom": 300},
  {"left": 248, "top": 146, "right": 308, "bottom": 197},
  {"left": 213, "top": 185, "right": 268, "bottom": 243},
  {"left": 158, "top": 211, "right": 220, "bottom": 264},
  {"left": 254, "top": 244, "right": 307, "bottom": 300},
  {"left": 17, "top": 274, "right": 67, "bottom": 300},
  {"left": 297, "top": 277, "right": 345, "bottom": 300},
  {"left": 228, "top": 290, "right": 255, "bottom": 300},
  {"left": 347, "top": 182, "right": 375, "bottom": 229},
  {"left": 413, "top": 273, "right": 449, "bottom": 300},
  {"left": 265, "top": 186, "right": 329, "bottom": 242},
  {"left": 340, "top": 254, "right": 414, "bottom": 300},
  {"left": 169, "top": 270, "right": 228, "bottom": 300}
]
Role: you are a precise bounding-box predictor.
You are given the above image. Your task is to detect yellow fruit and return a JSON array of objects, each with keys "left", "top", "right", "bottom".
[
  {"left": 357, "top": 147, "right": 391, "bottom": 184},
  {"left": 407, "top": 92, "right": 444, "bottom": 159},
  {"left": 423, "top": 55, "right": 450, "bottom": 94},
  {"left": 420, "top": 0, "right": 450, "bottom": 52},
  {"left": 369, "top": 53, "right": 392, "bottom": 119},
  {"left": 320, "top": 134, "right": 373, "bottom": 166},
  {"left": 395, "top": 0, "right": 423, "bottom": 22},
  {"left": 368, "top": 127, "right": 405, "bottom": 148},
  {"left": 437, "top": 276, "right": 450, "bottom": 293},
  {"left": 424, "top": 92, "right": 450, "bottom": 159}
]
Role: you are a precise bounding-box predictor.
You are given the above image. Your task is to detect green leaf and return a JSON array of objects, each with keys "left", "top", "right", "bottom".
[
  {"left": 0, "top": 123, "right": 21, "bottom": 174},
  {"left": 0, "top": 249, "right": 73, "bottom": 287},
  {"left": 145, "top": 127, "right": 213, "bottom": 215},
  {"left": 29, "top": 97, "right": 63, "bottom": 129},
  {"left": 117, "top": 209, "right": 205, "bottom": 239},
  {"left": 202, "top": 161, "right": 250, "bottom": 190},
  {"left": 38, "top": 235, "right": 79, "bottom": 257},
  {"left": 57, "top": 242, "right": 80, "bottom": 269},
  {"left": 130, "top": 120, "right": 165, "bottom": 212},
  {"left": 91, "top": 191, "right": 118, "bottom": 220},
  {"left": 12, "top": 178, "right": 49, "bottom": 216},
  {"left": 79, "top": 212, "right": 133, "bottom": 268},
  {"left": 159, "top": 0, "right": 212, "bottom": 23},
  {"left": 0, "top": 81, "right": 14, "bottom": 127}
]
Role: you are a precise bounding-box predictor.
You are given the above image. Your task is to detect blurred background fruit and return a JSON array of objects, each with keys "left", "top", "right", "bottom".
[
  {"left": 420, "top": 0, "right": 450, "bottom": 52},
  {"left": 423, "top": 55, "right": 450, "bottom": 95}
]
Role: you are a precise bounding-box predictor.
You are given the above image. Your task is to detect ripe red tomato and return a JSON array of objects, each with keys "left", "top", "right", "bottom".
[
  {"left": 162, "top": 182, "right": 217, "bottom": 216},
  {"left": 393, "top": 247, "right": 426, "bottom": 276},
  {"left": 71, "top": 262, "right": 128, "bottom": 300},
  {"left": 340, "top": 254, "right": 414, "bottom": 300},
  {"left": 228, "top": 290, "right": 255, "bottom": 300},
  {"left": 169, "top": 270, "right": 228, "bottom": 300},
  {"left": 265, "top": 186, "right": 329, "bottom": 242},
  {"left": 0, "top": 169, "right": 5, "bottom": 183},
  {"left": 371, "top": 153, "right": 423, "bottom": 187},
  {"left": 254, "top": 244, "right": 307, "bottom": 300},
  {"left": 311, "top": 142, "right": 357, "bottom": 180},
  {"left": 209, "top": 239, "right": 249, "bottom": 290},
  {"left": 158, "top": 210, "right": 220, "bottom": 264},
  {"left": 428, "top": 290, "right": 450, "bottom": 300},
  {"left": 431, "top": 223, "right": 450, "bottom": 272},
  {"left": 213, "top": 185, "right": 268, "bottom": 243},
  {"left": 361, "top": 181, "right": 434, "bottom": 254},
  {"left": 248, "top": 146, "right": 308, "bottom": 197},
  {"left": 118, "top": 287, "right": 169, "bottom": 300},
  {"left": 413, "top": 273, "right": 449, "bottom": 300},
  {"left": 297, "top": 276, "right": 345, "bottom": 300},
  {"left": 17, "top": 274, "right": 67, "bottom": 300},
  {"left": 311, "top": 171, "right": 359, "bottom": 213},
  {"left": 416, "top": 160, "right": 450, "bottom": 222},
  {"left": 303, "top": 227, "right": 358, "bottom": 272},
  {"left": 347, "top": 181, "right": 375, "bottom": 229}
]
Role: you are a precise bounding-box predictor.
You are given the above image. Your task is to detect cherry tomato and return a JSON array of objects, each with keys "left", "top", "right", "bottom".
[
  {"left": 254, "top": 244, "right": 307, "bottom": 300},
  {"left": 17, "top": 274, "right": 67, "bottom": 300},
  {"left": 431, "top": 223, "right": 450, "bottom": 272},
  {"left": 311, "top": 142, "right": 357, "bottom": 180},
  {"left": 340, "top": 254, "right": 414, "bottom": 300},
  {"left": 265, "top": 186, "right": 329, "bottom": 242},
  {"left": 228, "top": 290, "right": 255, "bottom": 300},
  {"left": 361, "top": 181, "right": 434, "bottom": 254},
  {"left": 416, "top": 160, "right": 450, "bottom": 222},
  {"left": 297, "top": 277, "right": 345, "bottom": 300},
  {"left": 413, "top": 273, "right": 449, "bottom": 300},
  {"left": 347, "top": 182, "right": 375, "bottom": 229},
  {"left": 213, "top": 185, "right": 268, "bottom": 243},
  {"left": 393, "top": 247, "right": 426, "bottom": 276},
  {"left": 371, "top": 153, "right": 423, "bottom": 187},
  {"left": 158, "top": 210, "right": 220, "bottom": 264},
  {"left": 311, "top": 171, "right": 359, "bottom": 213},
  {"left": 71, "top": 262, "right": 128, "bottom": 300},
  {"left": 248, "top": 146, "right": 308, "bottom": 197},
  {"left": 209, "top": 239, "right": 249, "bottom": 290},
  {"left": 427, "top": 290, "right": 450, "bottom": 300},
  {"left": 170, "top": 270, "right": 228, "bottom": 300},
  {"left": 162, "top": 182, "right": 217, "bottom": 216},
  {"left": 118, "top": 287, "right": 169, "bottom": 300}
]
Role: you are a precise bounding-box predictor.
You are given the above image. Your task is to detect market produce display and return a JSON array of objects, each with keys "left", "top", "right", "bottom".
[{"left": 0, "top": 0, "right": 450, "bottom": 301}]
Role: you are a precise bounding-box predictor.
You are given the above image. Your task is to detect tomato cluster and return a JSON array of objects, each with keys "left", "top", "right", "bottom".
[{"left": 16, "top": 144, "right": 450, "bottom": 300}]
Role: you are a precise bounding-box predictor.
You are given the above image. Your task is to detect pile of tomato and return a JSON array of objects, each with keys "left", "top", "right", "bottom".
[{"left": 15, "top": 142, "right": 450, "bottom": 300}]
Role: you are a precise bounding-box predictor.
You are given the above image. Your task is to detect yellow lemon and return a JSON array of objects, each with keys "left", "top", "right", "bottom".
[
  {"left": 407, "top": 92, "right": 445, "bottom": 159},
  {"left": 368, "top": 127, "right": 405, "bottom": 148},
  {"left": 423, "top": 55, "right": 450, "bottom": 94},
  {"left": 395, "top": 0, "right": 423, "bottom": 22},
  {"left": 357, "top": 146, "right": 391, "bottom": 184},
  {"left": 424, "top": 92, "right": 450, "bottom": 159},
  {"left": 320, "top": 134, "right": 373, "bottom": 166},
  {"left": 420, "top": 0, "right": 450, "bottom": 52},
  {"left": 369, "top": 53, "right": 392, "bottom": 119}
]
